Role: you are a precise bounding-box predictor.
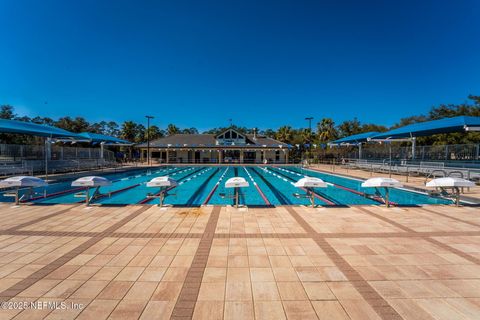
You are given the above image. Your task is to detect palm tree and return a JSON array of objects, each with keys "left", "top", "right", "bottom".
[
  {"left": 120, "top": 121, "right": 137, "bottom": 142},
  {"left": 317, "top": 118, "right": 338, "bottom": 143},
  {"left": 301, "top": 128, "right": 315, "bottom": 146},
  {"left": 167, "top": 124, "right": 179, "bottom": 136},
  {"left": 275, "top": 126, "right": 293, "bottom": 143}
]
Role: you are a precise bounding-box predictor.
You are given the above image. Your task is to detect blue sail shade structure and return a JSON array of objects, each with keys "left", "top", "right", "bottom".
[
  {"left": 0, "top": 119, "right": 85, "bottom": 140},
  {"left": 371, "top": 116, "right": 480, "bottom": 140},
  {"left": 78, "top": 132, "right": 132, "bottom": 145},
  {"left": 329, "top": 131, "right": 380, "bottom": 146},
  {"left": 0, "top": 119, "right": 132, "bottom": 144},
  {"left": 328, "top": 132, "right": 381, "bottom": 160}
]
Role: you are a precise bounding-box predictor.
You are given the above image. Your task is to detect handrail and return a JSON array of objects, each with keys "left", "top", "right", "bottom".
[{"left": 424, "top": 169, "right": 447, "bottom": 183}]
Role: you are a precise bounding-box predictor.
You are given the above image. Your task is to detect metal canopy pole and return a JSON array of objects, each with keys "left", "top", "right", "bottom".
[
  {"left": 411, "top": 138, "right": 415, "bottom": 160},
  {"left": 44, "top": 137, "right": 52, "bottom": 181}
]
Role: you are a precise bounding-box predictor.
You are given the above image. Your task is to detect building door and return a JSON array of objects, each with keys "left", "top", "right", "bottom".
[
  {"left": 244, "top": 151, "right": 256, "bottom": 164},
  {"left": 224, "top": 150, "right": 240, "bottom": 163},
  {"left": 195, "top": 151, "right": 201, "bottom": 163}
]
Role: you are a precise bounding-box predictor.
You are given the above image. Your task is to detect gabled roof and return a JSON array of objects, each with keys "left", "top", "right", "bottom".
[
  {"left": 215, "top": 128, "right": 247, "bottom": 140},
  {"left": 78, "top": 132, "right": 132, "bottom": 144},
  {"left": 329, "top": 131, "right": 380, "bottom": 145},
  {"left": 371, "top": 116, "right": 480, "bottom": 140},
  {"left": 136, "top": 133, "right": 288, "bottom": 148},
  {"left": 0, "top": 119, "right": 85, "bottom": 139}
]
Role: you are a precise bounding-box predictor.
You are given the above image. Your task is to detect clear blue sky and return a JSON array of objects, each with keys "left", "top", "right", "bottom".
[{"left": 1, "top": 0, "right": 479, "bottom": 131}]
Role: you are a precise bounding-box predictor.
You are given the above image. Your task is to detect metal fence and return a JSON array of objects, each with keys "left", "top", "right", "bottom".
[
  {"left": 325, "top": 143, "right": 480, "bottom": 162},
  {"left": 0, "top": 143, "right": 115, "bottom": 162}
]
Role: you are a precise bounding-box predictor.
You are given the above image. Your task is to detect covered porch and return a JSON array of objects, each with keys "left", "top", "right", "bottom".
[{"left": 139, "top": 147, "right": 289, "bottom": 164}]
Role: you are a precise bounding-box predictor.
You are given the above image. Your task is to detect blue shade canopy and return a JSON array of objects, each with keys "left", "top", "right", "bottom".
[
  {"left": 78, "top": 132, "right": 132, "bottom": 144},
  {"left": 372, "top": 116, "right": 480, "bottom": 140},
  {"left": 0, "top": 119, "right": 85, "bottom": 139},
  {"left": 329, "top": 132, "right": 380, "bottom": 145}
]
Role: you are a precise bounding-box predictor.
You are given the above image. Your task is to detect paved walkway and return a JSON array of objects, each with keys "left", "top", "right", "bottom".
[{"left": 0, "top": 204, "right": 480, "bottom": 319}]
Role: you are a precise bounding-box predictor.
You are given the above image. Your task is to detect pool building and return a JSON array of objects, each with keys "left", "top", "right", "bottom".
[{"left": 136, "top": 128, "right": 290, "bottom": 164}]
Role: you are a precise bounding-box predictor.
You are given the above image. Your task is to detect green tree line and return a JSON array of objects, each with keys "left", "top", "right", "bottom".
[{"left": 1, "top": 95, "right": 479, "bottom": 146}]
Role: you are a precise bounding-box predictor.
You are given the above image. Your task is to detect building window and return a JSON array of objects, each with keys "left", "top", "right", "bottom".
[{"left": 276, "top": 150, "right": 280, "bottom": 161}]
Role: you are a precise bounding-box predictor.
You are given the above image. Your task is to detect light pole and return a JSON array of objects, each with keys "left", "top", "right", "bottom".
[
  {"left": 305, "top": 117, "right": 313, "bottom": 160},
  {"left": 146, "top": 115, "right": 154, "bottom": 166}
]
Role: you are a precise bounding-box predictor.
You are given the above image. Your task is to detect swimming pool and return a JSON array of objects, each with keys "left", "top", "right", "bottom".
[{"left": 0, "top": 166, "right": 452, "bottom": 206}]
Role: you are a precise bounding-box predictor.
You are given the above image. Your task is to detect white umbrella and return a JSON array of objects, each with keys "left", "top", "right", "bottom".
[
  {"left": 225, "top": 177, "right": 249, "bottom": 188},
  {"left": 146, "top": 176, "right": 178, "bottom": 207},
  {"left": 293, "top": 177, "right": 327, "bottom": 207},
  {"left": 224, "top": 177, "right": 249, "bottom": 208},
  {"left": 146, "top": 176, "right": 178, "bottom": 188},
  {"left": 0, "top": 176, "right": 48, "bottom": 205},
  {"left": 71, "top": 176, "right": 111, "bottom": 205},
  {"left": 361, "top": 177, "right": 402, "bottom": 207},
  {"left": 426, "top": 177, "right": 476, "bottom": 206},
  {"left": 426, "top": 177, "right": 475, "bottom": 188},
  {"left": 294, "top": 177, "right": 327, "bottom": 188},
  {"left": 0, "top": 176, "right": 47, "bottom": 188},
  {"left": 71, "top": 176, "right": 112, "bottom": 187},
  {"left": 361, "top": 177, "right": 403, "bottom": 188}
]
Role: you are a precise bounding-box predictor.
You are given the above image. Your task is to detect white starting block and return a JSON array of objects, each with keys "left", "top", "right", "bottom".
[
  {"left": 361, "top": 177, "right": 402, "bottom": 207},
  {"left": 146, "top": 176, "right": 178, "bottom": 207},
  {"left": 0, "top": 176, "right": 48, "bottom": 205},
  {"left": 426, "top": 177, "right": 476, "bottom": 206},
  {"left": 221, "top": 177, "right": 249, "bottom": 208},
  {"left": 71, "top": 176, "right": 112, "bottom": 206},
  {"left": 293, "top": 177, "right": 327, "bottom": 207}
]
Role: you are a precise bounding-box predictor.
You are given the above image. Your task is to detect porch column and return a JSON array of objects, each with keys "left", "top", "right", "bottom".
[
  {"left": 100, "top": 142, "right": 105, "bottom": 159},
  {"left": 240, "top": 150, "right": 244, "bottom": 163},
  {"left": 284, "top": 150, "right": 289, "bottom": 164},
  {"left": 358, "top": 143, "right": 362, "bottom": 159},
  {"left": 218, "top": 150, "right": 223, "bottom": 163},
  {"left": 166, "top": 150, "right": 170, "bottom": 164}
]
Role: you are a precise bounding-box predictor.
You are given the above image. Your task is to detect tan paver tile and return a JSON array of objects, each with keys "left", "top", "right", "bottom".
[
  {"left": 254, "top": 301, "right": 286, "bottom": 320},
  {"left": 302, "top": 282, "right": 336, "bottom": 300},
  {"left": 198, "top": 282, "right": 226, "bottom": 301},
  {"left": 43, "top": 279, "right": 85, "bottom": 298},
  {"left": 202, "top": 267, "right": 227, "bottom": 282},
  {"left": 108, "top": 299, "right": 147, "bottom": 320},
  {"left": 114, "top": 266, "right": 145, "bottom": 281},
  {"left": 151, "top": 281, "right": 183, "bottom": 301},
  {"left": 225, "top": 282, "right": 252, "bottom": 301},
  {"left": 277, "top": 281, "right": 309, "bottom": 301},
  {"left": 282, "top": 300, "right": 318, "bottom": 320},
  {"left": 140, "top": 301, "right": 174, "bottom": 320},
  {"left": 123, "top": 281, "right": 157, "bottom": 300},
  {"left": 193, "top": 301, "right": 224, "bottom": 320},
  {"left": 70, "top": 280, "right": 109, "bottom": 299},
  {"left": 224, "top": 301, "right": 254, "bottom": 320},
  {"left": 97, "top": 281, "right": 134, "bottom": 300},
  {"left": 227, "top": 267, "right": 250, "bottom": 282},
  {"left": 250, "top": 268, "right": 275, "bottom": 282},
  {"left": 252, "top": 281, "right": 280, "bottom": 301},
  {"left": 311, "top": 301, "right": 350, "bottom": 320},
  {"left": 76, "top": 299, "right": 119, "bottom": 320},
  {"left": 340, "top": 299, "right": 382, "bottom": 320}
]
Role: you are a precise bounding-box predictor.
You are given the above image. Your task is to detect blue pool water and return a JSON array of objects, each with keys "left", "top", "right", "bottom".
[{"left": 0, "top": 166, "right": 452, "bottom": 206}]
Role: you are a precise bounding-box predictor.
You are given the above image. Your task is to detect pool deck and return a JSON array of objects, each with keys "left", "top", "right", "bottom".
[{"left": 1, "top": 204, "right": 480, "bottom": 319}]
